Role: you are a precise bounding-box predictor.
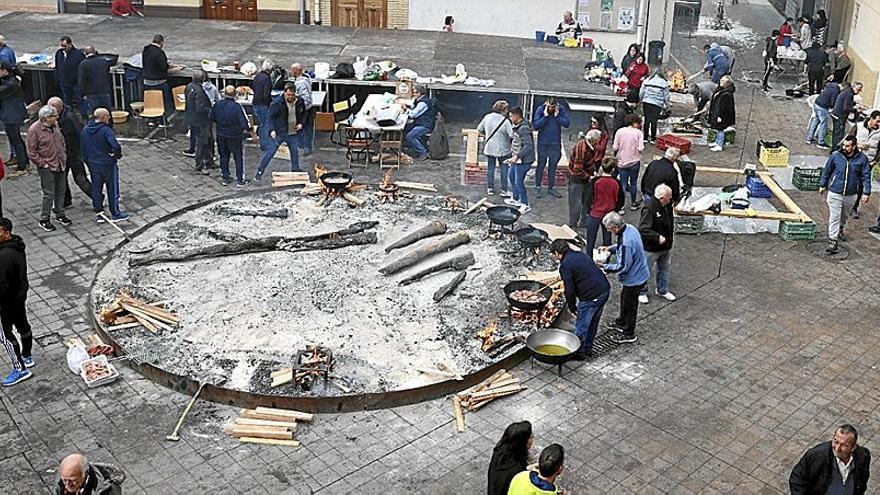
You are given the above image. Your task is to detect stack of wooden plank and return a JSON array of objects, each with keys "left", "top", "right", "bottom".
[
  {"left": 452, "top": 370, "right": 525, "bottom": 432},
  {"left": 99, "top": 292, "right": 178, "bottom": 333},
  {"left": 394, "top": 181, "right": 437, "bottom": 192},
  {"left": 226, "top": 407, "right": 313, "bottom": 447},
  {"left": 271, "top": 171, "right": 311, "bottom": 188}
]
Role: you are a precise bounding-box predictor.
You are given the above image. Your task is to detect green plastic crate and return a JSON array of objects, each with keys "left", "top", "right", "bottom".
[
  {"left": 793, "top": 167, "right": 823, "bottom": 191},
  {"left": 674, "top": 215, "right": 705, "bottom": 234},
  {"left": 779, "top": 221, "right": 817, "bottom": 241},
  {"left": 825, "top": 128, "right": 834, "bottom": 147},
  {"left": 707, "top": 128, "right": 735, "bottom": 145}
]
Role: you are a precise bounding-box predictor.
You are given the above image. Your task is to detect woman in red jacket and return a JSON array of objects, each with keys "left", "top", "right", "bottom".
[
  {"left": 625, "top": 53, "right": 649, "bottom": 102},
  {"left": 585, "top": 158, "right": 624, "bottom": 252}
]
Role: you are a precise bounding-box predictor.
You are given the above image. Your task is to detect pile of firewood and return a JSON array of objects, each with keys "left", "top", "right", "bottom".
[
  {"left": 225, "top": 406, "right": 313, "bottom": 448},
  {"left": 271, "top": 171, "right": 311, "bottom": 188},
  {"left": 452, "top": 369, "right": 525, "bottom": 432},
  {"left": 99, "top": 291, "right": 178, "bottom": 333}
]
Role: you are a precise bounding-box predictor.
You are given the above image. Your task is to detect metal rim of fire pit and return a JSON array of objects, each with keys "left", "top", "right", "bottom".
[
  {"left": 378, "top": 183, "right": 400, "bottom": 194},
  {"left": 88, "top": 187, "right": 530, "bottom": 413},
  {"left": 319, "top": 171, "right": 354, "bottom": 191}
]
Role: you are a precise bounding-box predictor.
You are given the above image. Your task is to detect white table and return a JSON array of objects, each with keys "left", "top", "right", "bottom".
[{"left": 350, "top": 93, "right": 408, "bottom": 132}]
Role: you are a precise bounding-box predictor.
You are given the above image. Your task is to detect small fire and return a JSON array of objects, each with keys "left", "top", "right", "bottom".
[
  {"left": 382, "top": 169, "right": 394, "bottom": 188},
  {"left": 477, "top": 320, "right": 498, "bottom": 351},
  {"left": 667, "top": 69, "right": 686, "bottom": 92},
  {"left": 314, "top": 163, "right": 327, "bottom": 180}
]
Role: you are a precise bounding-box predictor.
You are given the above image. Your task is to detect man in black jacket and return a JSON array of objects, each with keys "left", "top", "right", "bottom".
[
  {"left": 708, "top": 75, "right": 736, "bottom": 151},
  {"left": 761, "top": 30, "right": 779, "bottom": 91},
  {"left": 55, "top": 36, "right": 86, "bottom": 118},
  {"left": 790, "top": 424, "right": 871, "bottom": 495},
  {"left": 638, "top": 184, "right": 675, "bottom": 304},
  {"left": 48, "top": 97, "right": 92, "bottom": 207},
  {"left": 142, "top": 34, "right": 175, "bottom": 117},
  {"left": 0, "top": 217, "right": 34, "bottom": 387},
  {"left": 611, "top": 93, "right": 638, "bottom": 139},
  {"left": 640, "top": 147, "right": 681, "bottom": 205},
  {"left": 254, "top": 83, "right": 308, "bottom": 181},
  {"left": 804, "top": 43, "right": 828, "bottom": 95},
  {"left": 251, "top": 59, "right": 274, "bottom": 151},
  {"left": 78, "top": 46, "right": 113, "bottom": 119},
  {"left": 185, "top": 71, "right": 213, "bottom": 175}
]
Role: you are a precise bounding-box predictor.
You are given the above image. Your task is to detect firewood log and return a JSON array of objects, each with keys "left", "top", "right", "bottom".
[
  {"left": 379, "top": 231, "right": 471, "bottom": 275},
  {"left": 400, "top": 252, "right": 474, "bottom": 285},
  {"left": 216, "top": 206, "right": 290, "bottom": 219},
  {"left": 433, "top": 271, "right": 467, "bottom": 302},
  {"left": 384, "top": 221, "right": 448, "bottom": 253}
]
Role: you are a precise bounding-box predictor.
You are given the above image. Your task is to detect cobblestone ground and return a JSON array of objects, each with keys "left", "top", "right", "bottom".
[{"left": 2, "top": 1, "right": 880, "bottom": 493}]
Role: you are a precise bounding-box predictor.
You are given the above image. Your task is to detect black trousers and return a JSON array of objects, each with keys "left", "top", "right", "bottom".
[
  {"left": 192, "top": 125, "right": 213, "bottom": 171},
  {"left": 1, "top": 297, "right": 31, "bottom": 366},
  {"left": 761, "top": 59, "right": 774, "bottom": 89},
  {"left": 63, "top": 157, "right": 93, "bottom": 207},
  {"left": 807, "top": 68, "right": 825, "bottom": 95},
  {"left": 831, "top": 116, "right": 846, "bottom": 152},
  {"left": 614, "top": 282, "right": 645, "bottom": 337},
  {"left": 643, "top": 103, "right": 662, "bottom": 141}
]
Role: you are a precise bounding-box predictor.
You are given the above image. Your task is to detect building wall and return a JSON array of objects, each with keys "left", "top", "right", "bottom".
[{"left": 838, "top": 0, "right": 880, "bottom": 106}]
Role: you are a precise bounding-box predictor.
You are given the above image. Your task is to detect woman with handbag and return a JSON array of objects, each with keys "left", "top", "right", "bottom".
[
  {"left": 639, "top": 69, "right": 670, "bottom": 144},
  {"left": 476, "top": 100, "right": 514, "bottom": 196}
]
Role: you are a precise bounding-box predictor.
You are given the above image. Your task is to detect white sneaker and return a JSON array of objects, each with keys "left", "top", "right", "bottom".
[
  {"left": 519, "top": 204, "right": 532, "bottom": 214},
  {"left": 487, "top": 188, "right": 495, "bottom": 196},
  {"left": 504, "top": 198, "right": 521, "bottom": 206},
  {"left": 656, "top": 291, "right": 676, "bottom": 301},
  {"left": 710, "top": 145, "right": 723, "bottom": 152},
  {"left": 500, "top": 190, "right": 513, "bottom": 198},
  {"left": 638, "top": 294, "right": 649, "bottom": 304}
]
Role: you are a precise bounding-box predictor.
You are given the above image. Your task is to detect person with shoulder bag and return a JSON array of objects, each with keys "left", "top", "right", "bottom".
[{"left": 476, "top": 100, "right": 514, "bottom": 197}]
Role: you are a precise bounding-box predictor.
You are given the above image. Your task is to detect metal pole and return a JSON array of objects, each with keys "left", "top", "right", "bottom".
[{"left": 300, "top": 0, "right": 306, "bottom": 24}]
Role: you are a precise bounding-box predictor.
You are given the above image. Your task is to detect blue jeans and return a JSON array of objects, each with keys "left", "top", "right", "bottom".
[
  {"left": 253, "top": 105, "right": 270, "bottom": 151},
  {"left": 618, "top": 162, "right": 640, "bottom": 203},
  {"left": 405, "top": 125, "right": 431, "bottom": 157},
  {"left": 88, "top": 162, "right": 120, "bottom": 216},
  {"left": 60, "top": 83, "right": 87, "bottom": 118},
  {"left": 585, "top": 215, "right": 611, "bottom": 252},
  {"left": 4, "top": 124, "right": 27, "bottom": 168},
  {"left": 807, "top": 105, "right": 830, "bottom": 145},
  {"left": 713, "top": 128, "right": 725, "bottom": 148},
  {"left": 144, "top": 82, "right": 172, "bottom": 117},
  {"left": 487, "top": 155, "right": 509, "bottom": 191},
  {"left": 641, "top": 250, "right": 671, "bottom": 295},
  {"left": 217, "top": 135, "right": 244, "bottom": 182},
  {"left": 535, "top": 142, "right": 561, "bottom": 190},
  {"left": 574, "top": 291, "right": 609, "bottom": 355},
  {"left": 299, "top": 109, "right": 314, "bottom": 153},
  {"left": 509, "top": 161, "right": 531, "bottom": 205},
  {"left": 257, "top": 133, "right": 301, "bottom": 177},
  {"left": 84, "top": 93, "right": 113, "bottom": 118}
]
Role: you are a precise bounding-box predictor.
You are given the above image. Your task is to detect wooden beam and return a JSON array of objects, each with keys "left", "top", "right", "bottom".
[
  {"left": 675, "top": 208, "right": 803, "bottom": 221},
  {"left": 253, "top": 407, "right": 314, "bottom": 423},
  {"left": 234, "top": 417, "right": 297, "bottom": 431},
  {"left": 239, "top": 436, "right": 300, "bottom": 447},
  {"left": 694, "top": 165, "right": 750, "bottom": 175},
  {"left": 756, "top": 171, "right": 812, "bottom": 222},
  {"left": 453, "top": 396, "right": 465, "bottom": 432},
  {"left": 227, "top": 425, "right": 294, "bottom": 440}
]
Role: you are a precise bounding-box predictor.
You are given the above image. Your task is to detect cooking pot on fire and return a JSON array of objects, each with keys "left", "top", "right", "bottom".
[
  {"left": 486, "top": 206, "right": 521, "bottom": 227},
  {"left": 319, "top": 171, "right": 353, "bottom": 191}
]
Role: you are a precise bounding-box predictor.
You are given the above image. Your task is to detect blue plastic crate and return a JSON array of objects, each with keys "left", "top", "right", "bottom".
[{"left": 746, "top": 175, "right": 772, "bottom": 198}]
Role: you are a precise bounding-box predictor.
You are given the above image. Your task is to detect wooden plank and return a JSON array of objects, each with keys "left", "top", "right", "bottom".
[
  {"left": 453, "top": 396, "right": 465, "bottom": 432},
  {"left": 271, "top": 370, "right": 294, "bottom": 388},
  {"left": 675, "top": 208, "right": 803, "bottom": 221},
  {"left": 485, "top": 377, "right": 520, "bottom": 390},
  {"left": 465, "top": 129, "right": 479, "bottom": 164},
  {"left": 456, "top": 369, "right": 508, "bottom": 399},
  {"left": 463, "top": 197, "right": 487, "bottom": 215},
  {"left": 239, "top": 436, "right": 300, "bottom": 448},
  {"left": 270, "top": 368, "right": 293, "bottom": 379},
  {"left": 227, "top": 425, "right": 293, "bottom": 440},
  {"left": 271, "top": 172, "right": 310, "bottom": 179},
  {"left": 756, "top": 171, "right": 812, "bottom": 222},
  {"left": 469, "top": 384, "right": 525, "bottom": 401},
  {"left": 105, "top": 322, "right": 143, "bottom": 331},
  {"left": 234, "top": 417, "right": 297, "bottom": 431},
  {"left": 394, "top": 181, "right": 437, "bottom": 192},
  {"left": 122, "top": 305, "right": 174, "bottom": 332},
  {"left": 131, "top": 314, "right": 158, "bottom": 334},
  {"left": 253, "top": 407, "right": 314, "bottom": 423},
  {"left": 694, "top": 165, "right": 750, "bottom": 175},
  {"left": 529, "top": 223, "right": 578, "bottom": 241}
]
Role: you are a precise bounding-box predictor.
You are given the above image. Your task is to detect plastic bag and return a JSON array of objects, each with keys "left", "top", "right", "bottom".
[
  {"left": 353, "top": 56, "right": 370, "bottom": 79},
  {"left": 240, "top": 61, "right": 258, "bottom": 77},
  {"left": 67, "top": 346, "right": 89, "bottom": 375},
  {"left": 314, "top": 62, "right": 330, "bottom": 79}
]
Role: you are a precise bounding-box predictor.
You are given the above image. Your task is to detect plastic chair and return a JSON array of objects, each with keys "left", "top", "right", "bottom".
[
  {"left": 172, "top": 85, "right": 186, "bottom": 113},
  {"left": 141, "top": 90, "right": 168, "bottom": 138}
]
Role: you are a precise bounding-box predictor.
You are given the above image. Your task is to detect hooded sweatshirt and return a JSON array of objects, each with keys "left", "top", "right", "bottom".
[
  {"left": 0, "top": 234, "right": 28, "bottom": 300},
  {"left": 80, "top": 120, "right": 122, "bottom": 168}
]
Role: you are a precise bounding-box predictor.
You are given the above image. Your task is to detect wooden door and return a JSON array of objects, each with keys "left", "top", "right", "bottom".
[
  {"left": 332, "top": 0, "right": 386, "bottom": 28},
  {"left": 234, "top": 0, "right": 257, "bottom": 21},
  {"left": 204, "top": 0, "right": 254, "bottom": 20},
  {"left": 205, "top": 0, "right": 231, "bottom": 20}
]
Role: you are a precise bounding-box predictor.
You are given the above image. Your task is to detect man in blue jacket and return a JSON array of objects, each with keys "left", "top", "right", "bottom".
[
  {"left": 81, "top": 108, "right": 128, "bottom": 223},
  {"left": 0, "top": 36, "right": 16, "bottom": 70},
  {"left": 78, "top": 46, "right": 113, "bottom": 120},
  {"left": 0, "top": 62, "right": 28, "bottom": 175},
  {"left": 255, "top": 83, "right": 308, "bottom": 181},
  {"left": 597, "top": 212, "right": 649, "bottom": 344},
  {"left": 403, "top": 84, "right": 436, "bottom": 160},
  {"left": 55, "top": 36, "right": 86, "bottom": 119},
  {"left": 807, "top": 81, "right": 840, "bottom": 149},
  {"left": 210, "top": 86, "right": 250, "bottom": 187},
  {"left": 551, "top": 239, "right": 610, "bottom": 359},
  {"left": 819, "top": 135, "right": 870, "bottom": 254},
  {"left": 703, "top": 44, "right": 731, "bottom": 84},
  {"left": 830, "top": 82, "right": 862, "bottom": 152},
  {"left": 532, "top": 98, "right": 570, "bottom": 199}
]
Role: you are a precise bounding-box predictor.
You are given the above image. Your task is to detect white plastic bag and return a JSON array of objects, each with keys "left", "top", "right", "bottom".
[
  {"left": 314, "top": 62, "right": 330, "bottom": 79},
  {"left": 67, "top": 346, "right": 90, "bottom": 375},
  {"left": 353, "top": 56, "right": 370, "bottom": 80}
]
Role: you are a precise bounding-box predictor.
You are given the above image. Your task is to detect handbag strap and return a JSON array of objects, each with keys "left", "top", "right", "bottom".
[{"left": 485, "top": 116, "right": 508, "bottom": 144}]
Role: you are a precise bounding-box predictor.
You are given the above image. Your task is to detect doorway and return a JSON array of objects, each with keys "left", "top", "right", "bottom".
[
  {"left": 332, "top": 0, "right": 387, "bottom": 28},
  {"left": 204, "top": 0, "right": 257, "bottom": 21}
]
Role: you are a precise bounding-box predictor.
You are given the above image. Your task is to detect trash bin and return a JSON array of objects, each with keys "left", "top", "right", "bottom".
[
  {"left": 647, "top": 40, "right": 666, "bottom": 65},
  {"left": 535, "top": 31, "right": 546, "bottom": 43}
]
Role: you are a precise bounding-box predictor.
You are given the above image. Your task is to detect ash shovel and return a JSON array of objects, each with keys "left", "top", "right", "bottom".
[
  {"left": 98, "top": 212, "right": 154, "bottom": 254},
  {"left": 166, "top": 374, "right": 227, "bottom": 442}
]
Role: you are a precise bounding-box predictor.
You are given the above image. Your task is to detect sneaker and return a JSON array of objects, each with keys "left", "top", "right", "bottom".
[
  {"left": 656, "top": 291, "right": 676, "bottom": 301},
  {"left": 630, "top": 203, "right": 641, "bottom": 211},
  {"left": 826, "top": 240, "right": 839, "bottom": 254},
  {"left": 220, "top": 177, "right": 232, "bottom": 186},
  {"left": 56, "top": 216, "right": 72, "bottom": 227},
  {"left": 638, "top": 294, "right": 649, "bottom": 304},
  {"left": 236, "top": 179, "right": 251, "bottom": 188},
  {"left": 547, "top": 189, "right": 562, "bottom": 198},
  {"left": 198, "top": 169, "right": 211, "bottom": 176},
  {"left": 817, "top": 144, "right": 830, "bottom": 150},
  {"left": 605, "top": 320, "right": 625, "bottom": 331},
  {"left": 109, "top": 212, "right": 130, "bottom": 222},
  {"left": 2, "top": 368, "right": 32, "bottom": 387},
  {"left": 95, "top": 213, "right": 106, "bottom": 224},
  {"left": 500, "top": 190, "right": 512, "bottom": 198},
  {"left": 710, "top": 145, "right": 723, "bottom": 152},
  {"left": 837, "top": 231, "right": 848, "bottom": 242},
  {"left": 535, "top": 188, "right": 543, "bottom": 199},
  {"left": 6, "top": 156, "right": 18, "bottom": 166},
  {"left": 181, "top": 149, "right": 196, "bottom": 157},
  {"left": 253, "top": 173, "right": 263, "bottom": 182},
  {"left": 22, "top": 357, "right": 34, "bottom": 369},
  {"left": 9, "top": 169, "right": 28, "bottom": 178},
  {"left": 504, "top": 198, "right": 521, "bottom": 206},
  {"left": 850, "top": 210, "right": 860, "bottom": 219},
  {"left": 519, "top": 204, "right": 532, "bottom": 214},
  {"left": 868, "top": 225, "right": 880, "bottom": 234},
  {"left": 39, "top": 220, "right": 56, "bottom": 232},
  {"left": 610, "top": 334, "right": 638, "bottom": 344},
  {"left": 487, "top": 188, "right": 494, "bottom": 196},
  {"left": 805, "top": 140, "right": 814, "bottom": 144}
]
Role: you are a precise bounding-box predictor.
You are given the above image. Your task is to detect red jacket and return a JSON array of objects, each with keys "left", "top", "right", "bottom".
[
  {"left": 777, "top": 23, "right": 792, "bottom": 45},
  {"left": 589, "top": 176, "right": 622, "bottom": 218},
  {"left": 626, "top": 62, "right": 650, "bottom": 89}
]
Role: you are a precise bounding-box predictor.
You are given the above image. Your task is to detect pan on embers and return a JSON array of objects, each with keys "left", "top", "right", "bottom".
[
  {"left": 319, "top": 171, "right": 353, "bottom": 191},
  {"left": 514, "top": 226, "right": 548, "bottom": 249},
  {"left": 486, "top": 206, "right": 521, "bottom": 226},
  {"left": 503, "top": 280, "right": 553, "bottom": 313}
]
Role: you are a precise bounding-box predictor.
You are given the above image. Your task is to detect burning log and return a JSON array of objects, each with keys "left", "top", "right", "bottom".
[
  {"left": 379, "top": 231, "right": 471, "bottom": 275},
  {"left": 399, "top": 252, "right": 474, "bottom": 285},
  {"left": 216, "top": 206, "right": 290, "bottom": 219},
  {"left": 384, "top": 220, "right": 448, "bottom": 253},
  {"left": 476, "top": 320, "right": 498, "bottom": 351},
  {"left": 130, "top": 222, "right": 378, "bottom": 267},
  {"left": 433, "top": 271, "right": 467, "bottom": 302}
]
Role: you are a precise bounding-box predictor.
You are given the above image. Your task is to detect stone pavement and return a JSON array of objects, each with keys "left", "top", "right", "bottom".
[{"left": 1, "top": 2, "right": 880, "bottom": 494}]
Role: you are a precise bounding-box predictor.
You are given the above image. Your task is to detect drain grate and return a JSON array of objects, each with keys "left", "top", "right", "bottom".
[
  {"left": 591, "top": 332, "right": 622, "bottom": 356},
  {"left": 35, "top": 332, "right": 61, "bottom": 347},
  {"left": 806, "top": 240, "right": 851, "bottom": 262}
]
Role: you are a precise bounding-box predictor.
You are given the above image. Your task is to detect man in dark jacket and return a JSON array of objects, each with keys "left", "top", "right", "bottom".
[
  {"left": 708, "top": 75, "right": 735, "bottom": 151},
  {"left": 0, "top": 217, "right": 34, "bottom": 387},
  {"left": 78, "top": 46, "right": 113, "bottom": 119},
  {"left": 761, "top": 30, "right": 779, "bottom": 91},
  {"left": 804, "top": 43, "right": 827, "bottom": 95},
  {"left": 55, "top": 36, "right": 87, "bottom": 118},
  {"left": 532, "top": 97, "right": 570, "bottom": 199},
  {"left": 638, "top": 183, "right": 675, "bottom": 304},
  {"left": 211, "top": 86, "right": 250, "bottom": 186},
  {"left": 808, "top": 81, "right": 840, "bottom": 149},
  {"left": 831, "top": 82, "right": 862, "bottom": 152},
  {"left": 254, "top": 83, "right": 308, "bottom": 181},
  {"left": 48, "top": 97, "right": 92, "bottom": 207},
  {"left": 0, "top": 62, "right": 29, "bottom": 174},
  {"left": 789, "top": 424, "right": 871, "bottom": 495},
  {"left": 641, "top": 147, "right": 681, "bottom": 204},
  {"left": 551, "top": 239, "right": 610, "bottom": 359},
  {"left": 81, "top": 109, "right": 128, "bottom": 223},
  {"left": 142, "top": 34, "right": 174, "bottom": 117},
  {"left": 185, "top": 71, "right": 213, "bottom": 174},
  {"left": 251, "top": 59, "right": 274, "bottom": 151},
  {"left": 611, "top": 93, "right": 638, "bottom": 138},
  {"left": 819, "top": 135, "right": 870, "bottom": 253},
  {"left": 56, "top": 453, "right": 122, "bottom": 495}
]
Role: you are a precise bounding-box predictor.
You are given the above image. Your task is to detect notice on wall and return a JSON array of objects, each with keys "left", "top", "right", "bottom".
[
  {"left": 578, "top": 0, "right": 590, "bottom": 9},
  {"left": 578, "top": 13, "right": 590, "bottom": 28},
  {"left": 617, "top": 7, "right": 634, "bottom": 29}
]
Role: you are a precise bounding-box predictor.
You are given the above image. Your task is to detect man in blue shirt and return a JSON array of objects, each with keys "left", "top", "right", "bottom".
[
  {"left": 532, "top": 98, "right": 570, "bottom": 198},
  {"left": 0, "top": 36, "right": 16, "bottom": 70},
  {"left": 807, "top": 81, "right": 840, "bottom": 149},
  {"left": 403, "top": 84, "right": 435, "bottom": 160},
  {"left": 551, "top": 239, "right": 610, "bottom": 359},
  {"left": 597, "top": 211, "right": 649, "bottom": 344}
]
